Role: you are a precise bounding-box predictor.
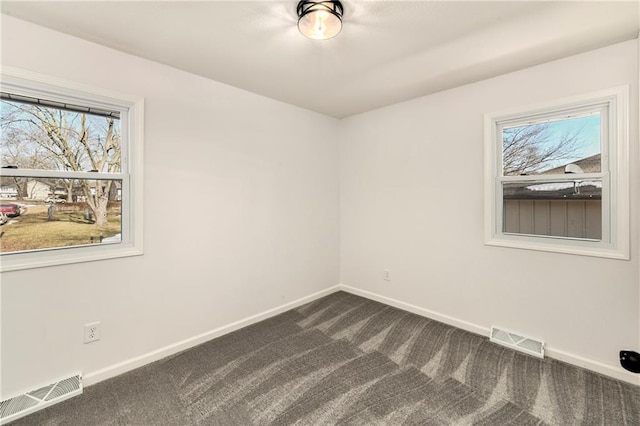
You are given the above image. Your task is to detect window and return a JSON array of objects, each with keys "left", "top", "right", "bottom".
[
  {"left": 484, "top": 87, "right": 629, "bottom": 259},
  {"left": 0, "top": 67, "right": 143, "bottom": 271}
]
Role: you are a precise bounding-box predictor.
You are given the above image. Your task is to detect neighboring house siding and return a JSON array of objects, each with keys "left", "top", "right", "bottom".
[
  {"left": 504, "top": 199, "right": 602, "bottom": 239},
  {"left": 503, "top": 154, "right": 602, "bottom": 239},
  {"left": 0, "top": 186, "right": 18, "bottom": 199}
]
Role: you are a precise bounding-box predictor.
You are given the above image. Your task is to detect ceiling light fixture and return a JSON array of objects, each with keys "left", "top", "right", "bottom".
[{"left": 297, "top": 1, "right": 343, "bottom": 40}]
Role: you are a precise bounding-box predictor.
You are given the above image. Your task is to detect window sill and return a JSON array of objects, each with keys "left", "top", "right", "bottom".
[
  {"left": 485, "top": 234, "right": 629, "bottom": 260},
  {"left": 0, "top": 242, "right": 143, "bottom": 272}
]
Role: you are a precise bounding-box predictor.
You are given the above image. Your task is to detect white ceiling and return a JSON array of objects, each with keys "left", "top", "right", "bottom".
[{"left": 2, "top": 1, "right": 639, "bottom": 118}]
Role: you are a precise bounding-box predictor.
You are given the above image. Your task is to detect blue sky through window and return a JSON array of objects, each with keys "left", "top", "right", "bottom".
[
  {"left": 503, "top": 113, "right": 601, "bottom": 175},
  {"left": 546, "top": 113, "right": 600, "bottom": 159}
]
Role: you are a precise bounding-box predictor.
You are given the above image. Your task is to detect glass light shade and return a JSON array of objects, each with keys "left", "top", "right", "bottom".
[{"left": 297, "top": 1, "right": 343, "bottom": 40}]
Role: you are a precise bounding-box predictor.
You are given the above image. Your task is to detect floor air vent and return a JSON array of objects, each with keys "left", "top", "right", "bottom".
[
  {"left": 1, "top": 374, "right": 82, "bottom": 425},
  {"left": 490, "top": 326, "right": 545, "bottom": 359}
]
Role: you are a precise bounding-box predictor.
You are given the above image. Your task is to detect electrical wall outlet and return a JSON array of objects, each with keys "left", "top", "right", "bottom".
[
  {"left": 384, "top": 269, "right": 391, "bottom": 281},
  {"left": 84, "top": 322, "right": 101, "bottom": 344}
]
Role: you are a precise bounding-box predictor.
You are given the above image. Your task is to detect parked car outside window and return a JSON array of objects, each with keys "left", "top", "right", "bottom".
[
  {"left": 45, "top": 197, "right": 66, "bottom": 204},
  {"left": 0, "top": 203, "right": 21, "bottom": 217}
]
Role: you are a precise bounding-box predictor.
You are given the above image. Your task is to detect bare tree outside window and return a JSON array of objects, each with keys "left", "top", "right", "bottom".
[{"left": 1, "top": 100, "right": 121, "bottom": 226}]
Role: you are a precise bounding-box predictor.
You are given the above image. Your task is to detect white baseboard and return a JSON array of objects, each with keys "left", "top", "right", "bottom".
[
  {"left": 544, "top": 348, "right": 640, "bottom": 385},
  {"left": 83, "top": 285, "right": 341, "bottom": 387},
  {"left": 338, "top": 285, "right": 490, "bottom": 336},
  {"left": 83, "top": 283, "right": 638, "bottom": 388},
  {"left": 337, "top": 284, "right": 640, "bottom": 386}
]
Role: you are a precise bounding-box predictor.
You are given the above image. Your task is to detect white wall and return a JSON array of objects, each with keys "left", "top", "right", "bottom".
[
  {"left": 340, "top": 40, "right": 639, "bottom": 383},
  {"left": 0, "top": 16, "right": 340, "bottom": 396}
]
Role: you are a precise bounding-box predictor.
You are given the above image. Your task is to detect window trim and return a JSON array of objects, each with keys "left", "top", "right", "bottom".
[
  {"left": 484, "top": 86, "right": 629, "bottom": 259},
  {"left": 0, "top": 66, "right": 144, "bottom": 271}
]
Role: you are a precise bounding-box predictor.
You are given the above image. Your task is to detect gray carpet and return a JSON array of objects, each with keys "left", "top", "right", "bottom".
[{"left": 9, "top": 291, "right": 640, "bottom": 425}]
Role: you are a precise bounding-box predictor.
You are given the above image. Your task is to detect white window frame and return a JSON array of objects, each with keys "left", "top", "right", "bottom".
[
  {"left": 484, "top": 86, "right": 629, "bottom": 259},
  {"left": 0, "top": 66, "right": 144, "bottom": 271}
]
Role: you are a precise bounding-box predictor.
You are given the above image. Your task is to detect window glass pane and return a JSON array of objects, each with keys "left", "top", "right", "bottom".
[
  {"left": 502, "top": 180, "right": 601, "bottom": 240},
  {"left": 0, "top": 178, "right": 122, "bottom": 254},
  {"left": 0, "top": 98, "right": 121, "bottom": 173},
  {"left": 502, "top": 113, "right": 601, "bottom": 176}
]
